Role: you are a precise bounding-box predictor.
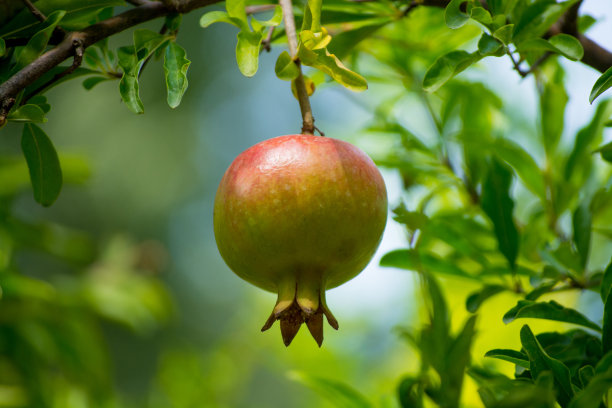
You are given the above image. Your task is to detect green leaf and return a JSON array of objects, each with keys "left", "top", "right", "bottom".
[
  {"left": 537, "top": 64, "right": 567, "bottom": 156},
  {"left": 466, "top": 285, "right": 507, "bottom": 313},
  {"left": 512, "top": 0, "right": 579, "bottom": 44},
  {"left": 0, "top": 0, "right": 124, "bottom": 37},
  {"left": 308, "top": 0, "right": 323, "bottom": 32},
  {"left": 602, "top": 259, "right": 612, "bottom": 303},
  {"left": 565, "top": 100, "right": 612, "bottom": 180},
  {"left": 380, "top": 249, "right": 475, "bottom": 279},
  {"left": 470, "top": 7, "right": 493, "bottom": 26},
  {"left": 572, "top": 198, "right": 592, "bottom": 269},
  {"left": 603, "top": 290, "right": 612, "bottom": 355},
  {"left": 133, "top": 29, "right": 170, "bottom": 60},
  {"left": 520, "top": 325, "right": 575, "bottom": 405},
  {"left": 397, "top": 377, "right": 423, "bottom": 408},
  {"left": 494, "top": 138, "right": 546, "bottom": 201},
  {"left": 7, "top": 105, "right": 47, "bottom": 123},
  {"left": 82, "top": 76, "right": 112, "bottom": 90},
  {"left": 226, "top": 0, "right": 247, "bottom": 22},
  {"left": 21, "top": 124, "right": 63, "bottom": 206},
  {"left": 117, "top": 46, "right": 143, "bottom": 114},
  {"left": 199, "top": 10, "right": 244, "bottom": 29},
  {"left": 275, "top": 51, "right": 300, "bottom": 81},
  {"left": 477, "top": 33, "right": 503, "bottom": 56},
  {"left": 445, "top": 0, "right": 469, "bottom": 29},
  {"left": 568, "top": 363, "right": 612, "bottom": 408},
  {"left": 589, "top": 66, "right": 612, "bottom": 104},
  {"left": 484, "top": 349, "right": 531, "bottom": 368},
  {"left": 163, "top": 42, "right": 190, "bottom": 109},
  {"left": 423, "top": 51, "right": 481, "bottom": 92},
  {"left": 594, "top": 141, "right": 612, "bottom": 163},
  {"left": 15, "top": 10, "right": 66, "bottom": 70},
  {"left": 503, "top": 300, "right": 602, "bottom": 332},
  {"left": 0, "top": 38, "right": 5, "bottom": 57},
  {"left": 444, "top": 314, "right": 478, "bottom": 405},
  {"left": 579, "top": 365, "right": 595, "bottom": 388},
  {"left": 236, "top": 30, "right": 263, "bottom": 77},
  {"left": 481, "top": 159, "right": 519, "bottom": 270},
  {"left": 517, "top": 34, "right": 584, "bottom": 61},
  {"left": 297, "top": 46, "right": 367, "bottom": 92},
  {"left": 493, "top": 24, "right": 514, "bottom": 45},
  {"left": 288, "top": 371, "right": 373, "bottom": 408}
]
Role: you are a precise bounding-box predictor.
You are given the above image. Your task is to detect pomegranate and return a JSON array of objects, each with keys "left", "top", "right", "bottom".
[{"left": 213, "top": 135, "right": 387, "bottom": 346}]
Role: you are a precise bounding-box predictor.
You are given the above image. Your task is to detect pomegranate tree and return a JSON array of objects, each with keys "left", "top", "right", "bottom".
[{"left": 213, "top": 135, "right": 387, "bottom": 346}]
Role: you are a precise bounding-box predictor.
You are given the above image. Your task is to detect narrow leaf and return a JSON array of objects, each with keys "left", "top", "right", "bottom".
[
  {"left": 503, "top": 300, "right": 601, "bottom": 332},
  {"left": 572, "top": 198, "right": 592, "bottom": 269},
  {"left": 594, "top": 141, "right": 612, "bottom": 163},
  {"left": 117, "top": 46, "right": 143, "bottom": 114},
  {"left": 163, "top": 42, "right": 191, "bottom": 109},
  {"left": 21, "top": 124, "right": 63, "bottom": 206},
  {"left": 602, "top": 259, "right": 612, "bottom": 303},
  {"left": 298, "top": 46, "right": 367, "bottom": 92},
  {"left": 288, "top": 371, "right": 373, "bottom": 408},
  {"left": 199, "top": 11, "right": 244, "bottom": 29},
  {"left": 0, "top": 38, "right": 5, "bottom": 57},
  {"left": 590, "top": 66, "right": 612, "bottom": 104},
  {"left": 484, "top": 349, "right": 530, "bottom": 368},
  {"left": 481, "top": 158, "right": 519, "bottom": 270},
  {"left": 603, "top": 290, "right": 612, "bottom": 355}
]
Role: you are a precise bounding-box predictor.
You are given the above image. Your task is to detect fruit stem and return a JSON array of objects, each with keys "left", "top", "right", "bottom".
[{"left": 279, "top": 0, "right": 316, "bottom": 135}]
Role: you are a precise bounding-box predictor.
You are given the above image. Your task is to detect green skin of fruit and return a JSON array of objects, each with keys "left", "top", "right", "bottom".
[{"left": 213, "top": 134, "right": 388, "bottom": 346}]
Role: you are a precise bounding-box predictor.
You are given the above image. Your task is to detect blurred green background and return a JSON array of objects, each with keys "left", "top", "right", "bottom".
[{"left": 1, "top": 2, "right": 611, "bottom": 407}]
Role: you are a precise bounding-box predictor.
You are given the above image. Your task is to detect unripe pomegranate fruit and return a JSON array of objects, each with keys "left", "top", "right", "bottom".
[{"left": 213, "top": 135, "right": 387, "bottom": 346}]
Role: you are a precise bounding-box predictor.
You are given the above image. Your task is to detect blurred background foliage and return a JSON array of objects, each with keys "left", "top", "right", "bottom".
[{"left": 1, "top": 0, "right": 612, "bottom": 407}]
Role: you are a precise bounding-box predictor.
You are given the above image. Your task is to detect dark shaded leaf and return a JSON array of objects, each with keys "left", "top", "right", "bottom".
[
  {"left": 520, "top": 325, "right": 574, "bottom": 405},
  {"left": 21, "top": 124, "right": 62, "bottom": 206},
  {"left": 568, "top": 363, "right": 612, "bottom": 408},
  {"left": 82, "top": 76, "right": 112, "bottom": 90},
  {"left": 478, "top": 33, "right": 503, "bottom": 56},
  {"left": 481, "top": 158, "right": 519, "bottom": 270},
  {"left": 572, "top": 199, "right": 591, "bottom": 269},
  {"left": 14, "top": 10, "right": 65, "bottom": 70},
  {"left": 398, "top": 377, "right": 423, "bottom": 408},
  {"left": 504, "top": 300, "right": 601, "bottom": 332},
  {"left": 602, "top": 259, "right": 612, "bottom": 303},
  {"left": 603, "top": 290, "right": 612, "bottom": 355}
]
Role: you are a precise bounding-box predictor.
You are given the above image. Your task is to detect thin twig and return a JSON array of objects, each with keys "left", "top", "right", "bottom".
[
  {"left": 21, "top": 0, "right": 47, "bottom": 22},
  {"left": 22, "top": 39, "right": 85, "bottom": 104},
  {"left": 279, "top": 0, "right": 316, "bottom": 135},
  {"left": 262, "top": 26, "right": 275, "bottom": 52},
  {"left": 246, "top": 4, "right": 277, "bottom": 14},
  {"left": 21, "top": 0, "right": 67, "bottom": 37}
]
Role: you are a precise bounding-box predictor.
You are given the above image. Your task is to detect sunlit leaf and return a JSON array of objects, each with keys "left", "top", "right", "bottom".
[
  {"left": 470, "top": 7, "right": 493, "bottom": 26},
  {"left": 275, "top": 51, "right": 300, "bottom": 81},
  {"left": 512, "top": 0, "right": 579, "bottom": 44},
  {"left": 235, "top": 30, "right": 263, "bottom": 77},
  {"left": 517, "top": 34, "right": 584, "bottom": 61},
  {"left": 298, "top": 45, "right": 367, "bottom": 92}
]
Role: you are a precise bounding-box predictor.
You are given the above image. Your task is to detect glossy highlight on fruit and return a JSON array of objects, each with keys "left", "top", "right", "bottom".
[{"left": 213, "top": 135, "right": 387, "bottom": 346}]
